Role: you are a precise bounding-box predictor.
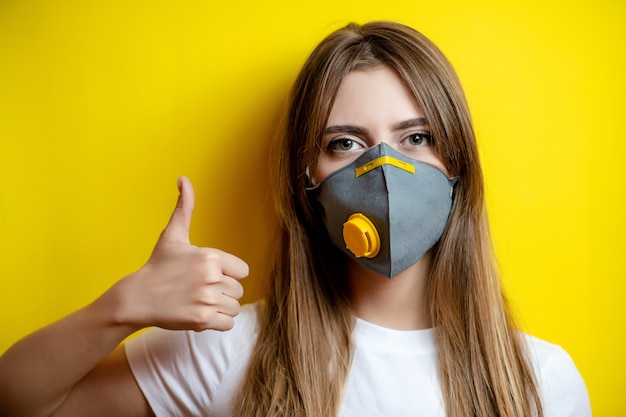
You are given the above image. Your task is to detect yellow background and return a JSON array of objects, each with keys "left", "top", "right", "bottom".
[{"left": 0, "top": 0, "right": 624, "bottom": 415}]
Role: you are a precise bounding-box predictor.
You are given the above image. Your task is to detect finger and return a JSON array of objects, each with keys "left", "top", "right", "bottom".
[
  {"left": 200, "top": 313, "right": 236, "bottom": 332},
  {"left": 218, "top": 276, "right": 245, "bottom": 300},
  {"left": 214, "top": 249, "right": 250, "bottom": 280},
  {"left": 161, "top": 176, "right": 195, "bottom": 243},
  {"left": 214, "top": 294, "right": 242, "bottom": 317},
  {"left": 188, "top": 304, "right": 237, "bottom": 332}
]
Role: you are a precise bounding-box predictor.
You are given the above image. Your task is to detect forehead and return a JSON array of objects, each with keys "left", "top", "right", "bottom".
[{"left": 326, "top": 66, "right": 423, "bottom": 127}]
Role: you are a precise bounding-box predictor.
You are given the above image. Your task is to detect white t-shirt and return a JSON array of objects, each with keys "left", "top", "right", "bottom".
[{"left": 125, "top": 303, "right": 591, "bottom": 417}]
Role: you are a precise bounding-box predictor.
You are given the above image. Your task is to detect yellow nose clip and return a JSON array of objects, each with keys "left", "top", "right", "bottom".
[
  {"left": 343, "top": 213, "right": 381, "bottom": 258},
  {"left": 355, "top": 155, "right": 415, "bottom": 177}
]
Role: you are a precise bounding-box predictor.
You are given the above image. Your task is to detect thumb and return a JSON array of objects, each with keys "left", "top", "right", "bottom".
[{"left": 160, "top": 176, "right": 195, "bottom": 244}]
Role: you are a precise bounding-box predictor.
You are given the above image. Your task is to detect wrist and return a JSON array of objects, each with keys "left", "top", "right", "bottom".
[{"left": 90, "top": 273, "right": 146, "bottom": 335}]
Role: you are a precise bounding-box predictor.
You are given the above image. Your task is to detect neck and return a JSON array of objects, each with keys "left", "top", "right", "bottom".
[{"left": 347, "top": 250, "right": 433, "bottom": 330}]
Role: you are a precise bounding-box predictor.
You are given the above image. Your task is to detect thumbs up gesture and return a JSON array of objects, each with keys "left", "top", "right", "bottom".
[{"left": 116, "top": 177, "right": 249, "bottom": 332}]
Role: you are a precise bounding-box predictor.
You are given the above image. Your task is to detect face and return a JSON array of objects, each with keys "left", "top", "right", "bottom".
[{"left": 315, "top": 66, "right": 448, "bottom": 184}]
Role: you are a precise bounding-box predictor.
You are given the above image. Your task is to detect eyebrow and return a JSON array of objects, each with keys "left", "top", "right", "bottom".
[
  {"left": 323, "top": 124, "right": 369, "bottom": 135},
  {"left": 324, "top": 118, "right": 429, "bottom": 136},
  {"left": 391, "top": 117, "right": 429, "bottom": 131}
]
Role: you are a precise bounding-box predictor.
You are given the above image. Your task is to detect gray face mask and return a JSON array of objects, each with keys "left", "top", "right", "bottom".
[{"left": 307, "top": 143, "right": 456, "bottom": 278}]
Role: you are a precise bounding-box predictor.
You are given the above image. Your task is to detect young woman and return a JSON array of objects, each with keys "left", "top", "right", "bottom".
[{"left": 0, "top": 21, "right": 590, "bottom": 417}]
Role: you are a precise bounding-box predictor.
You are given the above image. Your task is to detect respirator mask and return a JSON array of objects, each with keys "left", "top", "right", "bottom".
[{"left": 307, "top": 143, "right": 456, "bottom": 278}]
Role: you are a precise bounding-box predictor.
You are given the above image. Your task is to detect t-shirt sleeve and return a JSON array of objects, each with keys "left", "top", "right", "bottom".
[
  {"left": 527, "top": 336, "right": 592, "bottom": 417},
  {"left": 124, "top": 303, "right": 260, "bottom": 417}
]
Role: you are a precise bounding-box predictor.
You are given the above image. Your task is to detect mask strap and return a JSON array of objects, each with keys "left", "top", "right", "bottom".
[
  {"left": 305, "top": 166, "right": 317, "bottom": 186},
  {"left": 449, "top": 177, "right": 459, "bottom": 198}
]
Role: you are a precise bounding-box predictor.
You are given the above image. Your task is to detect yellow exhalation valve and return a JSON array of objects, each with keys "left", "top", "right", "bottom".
[{"left": 342, "top": 213, "right": 381, "bottom": 258}]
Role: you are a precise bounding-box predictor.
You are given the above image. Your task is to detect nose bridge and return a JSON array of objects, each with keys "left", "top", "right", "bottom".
[{"left": 355, "top": 155, "right": 415, "bottom": 177}]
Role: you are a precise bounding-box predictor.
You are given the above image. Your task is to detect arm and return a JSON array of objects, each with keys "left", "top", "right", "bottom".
[
  {"left": 0, "top": 177, "right": 249, "bottom": 417},
  {"left": 0, "top": 297, "right": 148, "bottom": 417}
]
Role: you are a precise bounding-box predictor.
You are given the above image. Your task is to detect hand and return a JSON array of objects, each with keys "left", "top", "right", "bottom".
[{"left": 116, "top": 177, "right": 249, "bottom": 332}]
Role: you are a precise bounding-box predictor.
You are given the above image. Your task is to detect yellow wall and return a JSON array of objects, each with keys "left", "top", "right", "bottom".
[{"left": 0, "top": 0, "right": 623, "bottom": 415}]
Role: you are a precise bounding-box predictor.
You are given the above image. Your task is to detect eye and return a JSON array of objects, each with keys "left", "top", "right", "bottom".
[
  {"left": 404, "top": 133, "right": 432, "bottom": 147},
  {"left": 327, "top": 138, "right": 364, "bottom": 152}
]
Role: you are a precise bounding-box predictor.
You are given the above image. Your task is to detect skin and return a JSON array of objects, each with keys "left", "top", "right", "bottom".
[
  {"left": 316, "top": 65, "right": 449, "bottom": 330},
  {"left": 0, "top": 65, "right": 449, "bottom": 415},
  {"left": 0, "top": 177, "right": 248, "bottom": 416}
]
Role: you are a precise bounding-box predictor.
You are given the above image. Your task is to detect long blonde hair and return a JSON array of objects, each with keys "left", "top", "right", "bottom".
[{"left": 234, "top": 21, "right": 542, "bottom": 417}]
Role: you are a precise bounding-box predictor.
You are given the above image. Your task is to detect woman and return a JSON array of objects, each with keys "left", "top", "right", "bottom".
[{"left": 0, "top": 21, "right": 590, "bottom": 417}]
